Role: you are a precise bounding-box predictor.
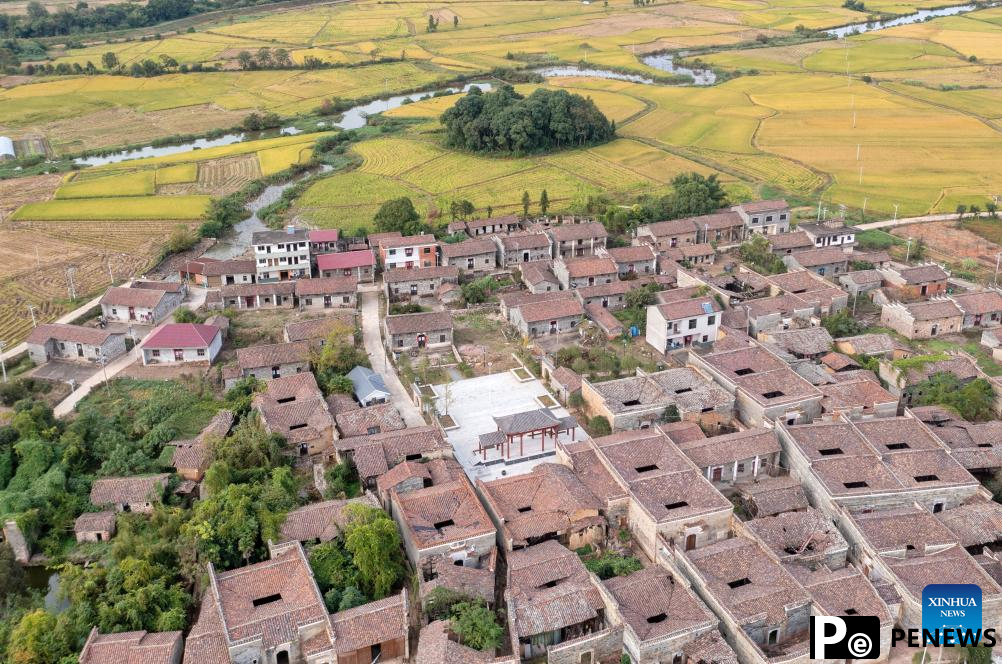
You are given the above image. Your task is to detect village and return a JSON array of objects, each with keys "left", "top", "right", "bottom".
[{"left": 4, "top": 198, "right": 1002, "bottom": 664}]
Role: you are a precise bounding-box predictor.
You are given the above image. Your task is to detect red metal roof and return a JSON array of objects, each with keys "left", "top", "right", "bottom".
[
  {"left": 142, "top": 323, "right": 220, "bottom": 349},
  {"left": 317, "top": 250, "right": 375, "bottom": 270},
  {"left": 308, "top": 229, "right": 340, "bottom": 242}
]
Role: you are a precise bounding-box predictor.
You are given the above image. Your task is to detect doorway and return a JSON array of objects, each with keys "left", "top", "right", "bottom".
[
  {"left": 128, "top": 307, "right": 136, "bottom": 321},
  {"left": 76, "top": 344, "right": 84, "bottom": 357},
  {"left": 417, "top": 334, "right": 427, "bottom": 348},
  {"left": 174, "top": 349, "right": 184, "bottom": 361},
  {"left": 685, "top": 533, "right": 696, "bottom": 551}
]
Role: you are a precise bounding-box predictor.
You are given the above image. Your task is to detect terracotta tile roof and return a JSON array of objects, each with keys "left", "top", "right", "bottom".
[
  {"left": 335, "top": 403, "right": 405, "bottom": 438},
  {"left": 376, "top": 459, "right": 430, "bottom": 494},
  {"left": 768, "top": 231, "right": 813, "bottom": 251},
  {"left": 339, "top": 426, "right": 449, "bottom": 478},
  {"left": 575, "top": 280, "right": 637, "bottom": 299},
  {"left": 182, "top": 591, "right": 229, "bottom": 663},
  {"left": 517, "top": 297, "right": 585, "bottom": 323},
  {"left": 284, "top": 314, "right": 355, "bottom": 343},
  {"left": 469, "top": 214, "right": 518, "bottom": 230},
  {"left": 655, "top": 296, "right": 721, "bottom": 322},
  {"left": 506, "top": 540, "right": 605, "bottom": 637},
  {"left": 74, "top": 510, "right": 116, "bottom": 533},
  {"left": 420, "top": 552, "right": 496, "bottom": 606},
  {"left": 739, "top": 293, "right": 812, "bottom": 319},
  {"left": 416, "top": 620, "right": 499, "bottom": 664},
  {"left": 593, "top": 430, "right": 692, "bottom": 483},
  {"left": 187, "top": 258, "right": 256, "bottom": 277},
  {"left": 765, "top": 327, "right": 832, "bottom": 357},
  {"left": 332, "top": 592, "right": 407, "bottom": 654},
  {"left": 819, "top": 378, "right": 897, "bottom": 412},
  {"left": 500, "top": 290, "right": 571, "bottom": 312},
  {"left": 835, "top": 333, "right": 907, "bottom": 356},
  {"left": 384, "top": 311, "right": 452, "bottom": 335},
  {"left": 383, "top": 265, "right": 458, "bottom": 283},
  {"left": 563, "top": 443, "right": 628, "bottom": 505},
  {"left": 308, "top": 229, "right": 340, "bottom": 242},
  {"left": 799, "top": 566, "right": 892, "bottom": 625},
  {"left": 604, "top": 565, "right": 714, "bottom": 642},
  {"left": 479, "top": 463, "right": 602, "bottom": 545},
  {"left": 440, "top": 237, "right": 497, "bottom": 258},
  {"left": 518, "top": 261, "right": 557, "bottom": 286},
  {"left": 590, "top": 368, "right": 732, "bottom": 415},
  {"left": 548, "top": 222, "right": 608, "bottom": 242},
  {"left": 352, "top": 443, "right": 389, "bottom": 479},
  {"left": 666, "top": 244, "right": 715, "bottom": 260},
  {"left": 141, "top": 323, "right": 220, "bottom": 349},
  {"left": 819, "top": 351, "right": 859, "bottom": 372},
  {"left": 748, "top": 507, "right": 846, "bottom": 563},
  {"left": 236, "top": 341, "right": 311, "bottom": 370},
  {"left": 79, "top": 628, "right": 182, "bottom": 664},
  {"left": 887, "top": 545, "right": 1002, "bottom": 599},
  {"left": 295, "top": 276, "right": 357, "bottom": 295},
  {"left": 735, "top": 475, "right": 809, "bottom": 517},
  {"left": 659, "top": 420, "right": 706, "bottom": 444},
  {"left": 683, "top": 629, "right": 739, "bottom": 664},
  {"left": 394, "top": 479, "right": 495, "bottom": 550},
  {"left": 500, "top": 232, "right": 550, "bottom": 251},
  {"left": 788, "top": 247, "right": 848, "bottom": 268},
  {"left": 90, "top": 474, "right": 169, "bottom": 507},
  {"left": 100, "top": 286, "right": 168, "bottom": 308},
  {"left": 686, "top": 536, "right": 811, "bottom": 626},
  {"left": 280, "top": 495, "right": 380, "bottom": 543},
  {"left": 936, "top": 498, "right": 1002, "bottom": 548},
  {"left": 676, "top": 427, "right": 779, "bottom": 468},
  {"left": 252, "top": 372, "right": 333, "bottom": 444},
  {"left": 26, "top": 323, "right": 118, "bottom": 346},
  {"left": 895, "top": 263, "right": 949, "bottom": 284},
  {"left": 550, "top": 366, "right": 582, "bottom": 392},
  {"left": 951, "top": 290, "right": 1002, "bottom": 315},
  {"left": 367, "top": 231, "right": 403, "bottom": 244},
  {"left": 631, "top": 469, "right": 732, "bottom": 522},
  {"left": 640, "top": 217, "right": 698, "bottom": 238},
  {"left": 220, "top": 281, "right": 295, "bottom": 298},
  {"left": 841, "top": 269, "right": 883, "bottom": 284},
  {"left": 902, "top": 355, "right": 978, "bottom": 384},
  {"left": 562, "top": 256, "right": 617, "bottom": 278},
  {"left": 852, "top": 506, "right": 957, "bottom": 552},
  {"left": 317, "top": 250, "right": 375, "bottom": 270},
  {"left": 901, "top": 299, "right": 963, "bottom": 321},
  {"left": 605, "top": 245, "right": 656, "bottom": 263}
]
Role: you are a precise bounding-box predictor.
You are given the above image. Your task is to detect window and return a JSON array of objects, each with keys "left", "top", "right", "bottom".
[
  {"left": 707, "top": 315, "right": 715, "bottom": 325},
  {"left": 397, "top": 339, "right": 404, "bottom": 347},
  {"left": 152, "top": 349, "right": 161, "bottom": 357},
  {"left": 389, "top": 249, "right": 397, "bottom": 255},
  {"left": 439, "top": 334, "right": 446, "bottom": 342},
  {"left": 197, "top": 349, "right": 206, "bottom": 357},
  {"left": 766, "top": 215, "right": 774, "bottom": 222},
  {"left": 737, "top": 463, "right": 745, "bottom": 472},
  {"left": 768, "top": 629, "right": 779, "bottom": 645},
  {"left": 343, "top": 296, "right": 350, "bottom": 303},
  {"left": 688, "top": 319, "right": 697, "bottom": 329}
]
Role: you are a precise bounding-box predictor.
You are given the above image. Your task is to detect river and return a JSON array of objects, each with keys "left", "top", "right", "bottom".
[
  {"left": 637, "top": 55, "right": 717, "bottom": 85},
  {"left": 825, "top": 2, "right": 986, "bottom": 37},
  {"left": 24, "top": 567, "right": 68, "bottom": 613}
]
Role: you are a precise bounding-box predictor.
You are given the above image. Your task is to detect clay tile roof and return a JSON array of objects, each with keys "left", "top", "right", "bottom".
[
  {"left": 936, "top": 499, "right": 1002, "bottom": 548},
  {"left": 284, "top": 314, "right": 355, "bottom": 343},
  {"left": 585, "top": 303, "right": 623, "bottom": 335},
  {"left": 26, "top": 323, "right": 117, "bottom": 346},
  {"left": 656, "top": 297, "right": 721, "bottom": 321},
  {"left": 515, "top": 294, "right": 585, "bottom": 324},
  {"left": 332, "top": 593, "right": 407, "bottom": 654},
  {"left": 317, "top": 250, "right": 376, "bottom": 271},
  {"left": 384, "top": 311, "right": 453, "bottom": 335},
  {"left": 383, "top": 266, "right": 459, "bottom": 283},
  {"left": 735, "top": 475, "right": 809, "bottom": 517},
  {"left": 352, "top": 443, "right": 389, "bottom": 479},
  {"left": 819, "top": 378, "right": 897, "bottom": 412},
  {"left": 765, "top": 327, "right": 832, "bottom": 356},
  {"left": 903, "top": 299, "right": 963, "bottom": 321},
  {"left": 952, "top": 290, "right": 1002, "bottom": 315},
  {"left": 788, "top": 246, "right": 848, "bottom": 268},
  {"left": 740, "top": 293, "right": 811, "bottom": 318},
  {"left": 308, "top": 229, "right": 339, "bottom": 242},
  {"left": 642, "top": 218, "right": 699, "bottom": 237},
  {"left": 501, "top": 232, "right": 550, "bottom": 250},
  {"left": 519, "top": 261, "right": 557, "bottom": 286},
  {"left": 686, "top": 536, "right": 811, "bottom": 626},
  {"left": 416, "top": 620, "right": 498, "bottom": 664},
  {"left": 141, "top": 323, "right": 220, "bottom": 349},
  {"left": 604, "top": 566, "right": 714, "bottom": 642},
  {"left": 550, "top": 366, "right": 582, "bottom": 392},
  {"left": 294, "top": 276, "right": 357, "bottom": 295},
  {"left": 563, "top": 256, "right": 617, "bottom": 278},
  {"left": 897, "top": 263, "right": 949, "bottom": 284},
  {"left": 100, "top": 286, "right": 168, "bottom": 308},
  {"left": 800, "top": 567, "right": 892, "bottom": 625},
  {"left": 439, "top": 237, "right": 497, "bottom": 258},
  {"left": 236, "top": 341, "right": 311, "bottom": 370},
  {"left": 575, "top": 280, "right": 637, "bottom": 299},
  {"left": 630, "top": 470, "right": 732, "bottom": 522},
  {"left": 90, "top": 474, "right": 169, "bottom": 507},
  {"left": 747, "top": 507, "right": 846, "bottom": 562},
  {"left": 280, "top": 495, "right": 380, "bottom": 543},
  {"left": 199, "top": 258, "right": 256, "bottom": 277},
  {"left": 335, "top": 403, "right": 405, "bottom": 438},
  {"left": 377, "top": 234, "right": 438, "bottom": 249},
  {"left": 506, "top": 540, "right": 605, "bottom": 637},
  {"left": 394, "top": 479, "right": 495, "bottom": 549},
  {"left": 605, "top": 245, "right": 656, "bottom": 263},
  {"left": 376, "top": 459, "right": 431, "bottom": 494},
  {"left": 548, "top": 222, "right": 608, "bottom": 241},
  {"left": 79, "top": 629, "right": 183, "bottom": 664},
  {"left": 252, "top": 372, "right": 332, "bottom": 442},
  {"left": 836, "top": 333, "right": 907, "bottom": 356},
  {"left": 768, "top": 231, "right": 813, "bottom": 251},
  {"left": 683, "top": 629, "right": 739, "bottom": 664},
  {"left": 74, "top": 510, "right": 116, "bottom": 533},
  {"left": 887, "top": 545, "right": 1002, "bottom": 598},
  {"left": 659, "top": 420, "right": 706, "bottom": 444},
  {"left": 852, "top": 506, "right": 958, "bottom": 552},
  {"left": 676, "top": 427, "right": 778, "bottom": 468},
  {"left": 841, "top": 269, "right": 883, "bottom": 284},
  {"left": 564, "top": 443, "right": 628, "bottom": 504}
]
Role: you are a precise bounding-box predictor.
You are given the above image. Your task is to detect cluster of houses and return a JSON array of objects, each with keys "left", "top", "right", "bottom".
[{"left": 21, "top": 200, "right": 1002, "bottom": 664}]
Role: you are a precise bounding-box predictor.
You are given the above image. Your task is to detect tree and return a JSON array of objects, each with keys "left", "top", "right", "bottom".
[
  {"left": 450, "top": 601, "right": 504, "bottom": 651},
  {"left": 342, "top": 504, "right": 406, "bottom": 599},
  {"left": 274, "top": 48, "right": 291, "bottom": 68},
  {"left": 540, "top": 189, "right": 549, "bottom": 215},
  {"left": 486, "top": 205, "right": 493, "bottom": 218},
  {"left": 453, "top": 14, "right": 459, "bottom": 27},
  {"left": 987, "top": 201, "right": 997, "bottom": 218},
  {"left": 8, "top": 609, "right": 61, "bottom": 664},
  {"left": 966, "top": 646, "right": 993, "bottom": 664},
  {"left": 236, "top": 50, "right": 255, "bottom": 70},
  {"left": 338, "top": 585, "right": 368, "bottom": 610},
  {"left": 589, "top": 415, "right": 611, "bottom": 436},
  {"left": 373, "top": 197, "right": 423, "bottom": 234},
  {"left": 521, "top": 190, "right": 531, "bottom": 217},
  {"left": 165, "top": 223, "right": 197, "bottom": 253},
  {"left": 738, "top": 234, "right": 786, "bottom": 274},
  {"left": 662, "top": 404, "right": 680, "bottom": 423},
  {"left": 256, "top": 47, "right": 273, "bottom": 68},
  {"left": 101, "top": 51, "right": 118, "bottom": 70},
  {"left": 913, "top": 373, "right": 996, "bottom": 422},
  {"left": 209, "top": 416, "right": 285, "bottom": 477},
  {"left": 0, "top": 542, "right": 25, "bottom": 598},
  {"left": 821, "top": 309, "right": 863, "bottom": 338},
  {"left": 324, "top": 459, "right": 360, "bottom": 499},
  {"left": 427, "top": 14, "right": 436, "bottom": 31}
]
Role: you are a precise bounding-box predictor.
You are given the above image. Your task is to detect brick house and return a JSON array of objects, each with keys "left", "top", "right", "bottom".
[
  {"left": 27, "top": 323, "right": 126, "bottom": 365},
  {"left": 439, "top": 238, "right": 498, "bottom": 274},
  {"left": 307, "top": 228, "right": 342, "bottom": 255},
  {"left": 879, "top": 299, "right": 964, "bottom": 339},
  {"left": 384, "top": 311, "right": 453, "bottom": 352},
  {"left": 881, "top": 263, "right": 950, "bottom": 299},
  {"left": 732, "top": 199, "right": 791, "bottom": 235},
  {"left": 635, "top": 218, "right": 700, "bottom": 251},
  {"left": 90, "top": 474, "right": 169, "bottom": 513},
  {"left": 519, "top": 261, "right": 561, "bottom": 294},
  {"left": 575, "top": 280, "right": 637, "bottom": 311},
  {"left": 234, "top": 340, "right": 311, "bottom": 383},
  {"left": 546, "top": 221, "right": 609, "bottom": 258},
  {"left": 140, "top": 323, "right": 223, "bottom": 366},
  {"left": 799, "top": 222, "right": 857, "bottom": 249},
  {"left": 295, "top": 276, "right": 357, "bottom": 310},
  {"left": 553, "top": 256, "right": 618, "bottom": 290},
  {"left": 317, "top": 249, "right": 376, "bottom": 282},
  {"left": 180, "top": 257, "right": 257, "bottom": 288},
  {"left": 783, "top": 247, "right": 849, "bottom": 277},
  {"left": 79, "top": 628, "right": 182, "bottom": 664},
  {"left": 510, "top": 297, "right": 584, "bottom": 338},
  {"left": 601, "top": 245, "right": 657, "bottom": 276},
  {"left": 495, "top": 232, "right": 552, "bottom": 267},
  {"left": 453, "top": 214, "right": 521, "bottom": 237},
  {"left": 74, "top": 511, "right": 117, "bottom": 543},
  {"left": 383, "top": 266, "right": 459, "bottom": 302},
  {"left": 377, "top": 234, "right": 439, "bottom": 270},
  {"left": 330, "top": 592, "right": 409, "bottom": 664},
  {"left": 101, "top": 286, "right": 181, "bottom": 325},
  {"left": 768, "top": 230, "right": 814, "bottom": 255},
  {"left": 253, "top": 372, "right": 334, "bottom": 460},
  {"left": 673, "top": 427, "right": 780, "bottom": 488},
  {"left": 950, "top": 290, "right": 1002, "bottom": 329},
  {"left": 220, "top": 282, "right": 295, "bottom": 309}
]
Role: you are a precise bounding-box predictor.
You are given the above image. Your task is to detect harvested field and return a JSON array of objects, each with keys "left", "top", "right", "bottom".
[
  {"left": 893, "top": 220, "right": 1001, "bottom": 267},
  {"left": 0, "top": 173, "right": 61, "bottom": 219},
  {"left": 197, "top": 153, "right": 263, "bottom": 194}
]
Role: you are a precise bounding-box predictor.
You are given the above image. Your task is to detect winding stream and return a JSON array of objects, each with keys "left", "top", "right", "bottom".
[
  {"left": 825, "top": 2, "right": 982, "bottom": 37},
  {"left": 638, "top": 55, "right": 717, "bottom": 85}
]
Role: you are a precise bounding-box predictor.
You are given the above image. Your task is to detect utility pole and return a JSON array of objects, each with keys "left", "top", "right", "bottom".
[
  {"left": 994, "top": 252, "right": 1001, "bottom": 287},
  {"left": 893, "top": 203, "right": 899, "bottom": 222},
  {"left": 27, "top": 304, "right": 36, "bottom": 328},
  {"left": 0, "top": 341, "right": 6, "bottom": 383},
  {"left": 98, "top": 352, "right": 110, "bottom": 392},
  {"left": 861, "top": 197, "right": 868, "bottom": 223},
  {"left": 906, "top": 237, "right": 913, "bottom": 262},
  {"left": 66, "top": 266, "right": 77, "bottom": 300},
  {"left": 107, "top": 256, "right": 114, "bottom": 284}
]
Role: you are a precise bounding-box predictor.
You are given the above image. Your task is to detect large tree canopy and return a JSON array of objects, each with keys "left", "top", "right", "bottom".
[{"left": 441, "top": 85, "right": 614, "bottom": 155}]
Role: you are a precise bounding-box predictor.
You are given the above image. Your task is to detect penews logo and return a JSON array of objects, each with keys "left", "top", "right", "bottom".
[
  {"left": 923, "top": 584, "right": 982, "bottom": 646},
  {"left": 810, "top": 616, "right": 881, "bottom": 659}
]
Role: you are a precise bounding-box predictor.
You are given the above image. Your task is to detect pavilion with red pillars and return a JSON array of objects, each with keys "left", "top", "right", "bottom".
[{"left": 476, "top": 408, "right": 579, "bottom": 460}]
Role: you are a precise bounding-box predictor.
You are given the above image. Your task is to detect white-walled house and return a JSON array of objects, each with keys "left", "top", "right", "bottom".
[
  {"left": 140, "top": 323, "right": 223, "bottom": 366},
  {"left": 100, "top": 287, "right": 181, "bottom": 325},
  {"left": 26, "top": 324, "right": 126, "bottom": 365},
  {"left": 646, "top": 296, "right": 722, "bottom": 352}
]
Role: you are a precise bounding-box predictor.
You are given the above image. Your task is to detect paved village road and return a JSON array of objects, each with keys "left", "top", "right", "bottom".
[{"left": 359, "top": 286, "right": 426, "bottom": 427}]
